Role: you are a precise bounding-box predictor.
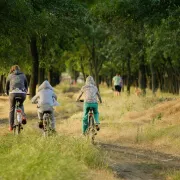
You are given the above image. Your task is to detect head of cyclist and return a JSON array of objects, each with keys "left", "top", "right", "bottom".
[
  {"left": 85, "top": 76, "right": 96, "bottom": 86},
  {"left": 10, "top": 65, "right": 21, "bottom": 74},
  {"left": 38, "top": 80, "right": 53, "bottom": 91}
]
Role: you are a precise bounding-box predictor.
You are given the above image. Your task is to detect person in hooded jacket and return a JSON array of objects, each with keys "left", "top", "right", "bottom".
[
  {"left": 76, "top": 76, "right": 102, "bottom": 135},
  {"left": 31, "top": 80, "right": 58, "bottom": 130},
  {"left": 6, "top": 65, "right": 28, "bottom": 131}
]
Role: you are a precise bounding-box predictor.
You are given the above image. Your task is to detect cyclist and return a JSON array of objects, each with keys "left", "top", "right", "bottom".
[
  {"left": 31, "top": 80, "right": 59, "bottom": 131},
  {"left": 76, "top": 76, "right": 102, "bottom": 135},
  {"left": 6, "top": 65, "right": 28, "bottom": 131}
]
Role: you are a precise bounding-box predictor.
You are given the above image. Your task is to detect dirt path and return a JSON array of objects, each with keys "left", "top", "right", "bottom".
[{"left": 98, "top": 143, "right": 180, "bottom": 180}]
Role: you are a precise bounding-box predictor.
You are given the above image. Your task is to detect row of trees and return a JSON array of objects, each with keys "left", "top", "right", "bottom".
[{"left": 0, "top": 0, "right": 180, "bottom": 96}]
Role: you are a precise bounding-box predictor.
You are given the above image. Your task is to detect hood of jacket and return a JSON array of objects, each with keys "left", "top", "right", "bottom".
[
  {"left": 85, "top": 76, "right": 95, "bottom": 86},
  {"left": 38, "top": 80, "right": 53, "bottom": 91}
]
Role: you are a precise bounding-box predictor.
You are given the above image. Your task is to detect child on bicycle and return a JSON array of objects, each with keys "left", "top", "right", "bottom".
[
  {"left": 31, "top": 80, "right": 59, "bottom": 131},
  {"left": 76, "top": 76, "right": 102, "bottom": 135}
]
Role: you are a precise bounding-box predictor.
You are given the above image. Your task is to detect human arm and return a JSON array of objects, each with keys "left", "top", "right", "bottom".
[
  {"left": 24, "top": 74, "right": 28, "bottom": 92},
  {"left": 97, "top": 91, "right": 102, "bottom": 103},
  {"left": 76, "top": 91, "right": 83, "bottom": 102},
  {"left": 52, "top": 92, "right": 57, "bottom": 100},
  {"left": 112, "top": 77, "right": 115, "bottom": 86},
  {"left": 5, "top": 75, "right": 11, "bottom": 95},
  {"left": 31, "top": 93, "right": 39, "bottom": 104}
]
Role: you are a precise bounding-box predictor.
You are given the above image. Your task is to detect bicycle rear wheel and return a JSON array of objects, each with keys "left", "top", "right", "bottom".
[
  {"left": 88, "top": 116, "right": 96, "bottom": 144},
  {"left": 43, "top": 113, "right": 51, "bottom": 137},
  {"left": 13, "top": 111, "right": 20, "bottom": 135}
]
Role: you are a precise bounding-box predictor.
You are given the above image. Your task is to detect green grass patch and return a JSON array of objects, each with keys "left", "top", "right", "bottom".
[
  {"left": 0, "top": 129, "right": 105, "bottom": 180},
  {"left": 166, "top": 170, "right": 180, "bottom": 180},
  {"left": 138, "top": 125, "right": 180, "bottom": 142}
]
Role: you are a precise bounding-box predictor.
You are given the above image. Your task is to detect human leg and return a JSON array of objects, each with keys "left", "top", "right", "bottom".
[
  {"left": 82, "top": 103, "right": 89, "bottom": 134},
  {"left": 9, "top": 94, "right": 16, "bottom": 130},
  {"left": 92, "top": 103, "right": 100, "bottom": 124},
  {"left": 18, "top": 93, "right": 26, "bottom": 124},
  {"left": 91, "top": 103, "right": 100, "bottom": 131},
  {"left": 50, "top": 110, "right": 55, "bottom": 130},
  {"left": 37, "top": 110, "right": 43, "bottom": 129}
]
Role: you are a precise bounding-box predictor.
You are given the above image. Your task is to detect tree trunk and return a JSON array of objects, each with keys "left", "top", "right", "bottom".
[
  {"left": 0, "top": 75, "right": 4, "bottom": 94},
  {"left": 138, "top": 55, "right": 146, "bottom": 95},
  {"left": 150, "top": 60, "right": 156, "bottom": 96},
  {"left": 127, "top": 53, "right": 131, "bottom": 95},
  {"left": 80, "top": 56, "right": 86, "bottom": 82},
  {"left": 92, "top": 38, "right": 99, "bottom": 89},
  {"left": 38, "top": 67, "right": 45, "bottom": 85},
  {"left": 29, "top": 36, "right": 39, "bottom": 98},
  {"left": 48, "top": 68, "right": 53, "bottom": 85}
]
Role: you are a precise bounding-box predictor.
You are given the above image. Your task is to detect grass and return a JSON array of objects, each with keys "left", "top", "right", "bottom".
[
  {"left": 0, "top": 127, "right": 106, "bottom": 180},
  {"left": 0, "top": 84, "right": 117, "bottom": 180},
  {"left": 166, "top": 171, "right": 180, "bottom": 180}
]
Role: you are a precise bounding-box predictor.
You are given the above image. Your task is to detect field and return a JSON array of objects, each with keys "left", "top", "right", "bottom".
[{"left": 0, "top": 84, "right": 180, "bottom": 180}]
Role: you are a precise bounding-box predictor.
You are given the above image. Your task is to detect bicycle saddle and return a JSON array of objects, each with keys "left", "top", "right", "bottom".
[
  {"left": 15, "top": 97, "right": 22, "bottom": 100},
  {"left": 43, "top": 111, "right": 51, "bottom": 114}
]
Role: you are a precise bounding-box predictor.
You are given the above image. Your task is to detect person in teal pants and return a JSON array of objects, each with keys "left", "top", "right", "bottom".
[{"left": 76, "top": 76, "right": 102, "bottom": 134}]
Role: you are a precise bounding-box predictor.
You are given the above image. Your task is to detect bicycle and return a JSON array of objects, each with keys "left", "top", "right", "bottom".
[
  {"left": 86, "top": 107, "right": 97, "bottom": 144},
  {"left": 42, "top": 110, "right": 53, "bottom": 137},
  {"left": 78, "top": 100, "right": 98, "bottom": 144},
  {"left": 13, "top": 97, "right": 24, "bottom": 135},
  {"left": 13, "top": 93, "right": 29, "bottom": 135}
]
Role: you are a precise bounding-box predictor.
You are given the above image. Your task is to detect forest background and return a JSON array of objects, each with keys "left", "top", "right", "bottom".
[{"left": 0, "top": 0, "right": 180, "bottom": 96}]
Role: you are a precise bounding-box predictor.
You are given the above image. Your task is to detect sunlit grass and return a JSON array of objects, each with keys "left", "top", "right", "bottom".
[
  {"left": 95, "top": 86, "right": 180, "bottom": 154},
  {"left": 166, "top": 171, "right": 180, "bottom": 180},
  {"left": 0, "top": 126, "right": 106, "bottom": 180}
]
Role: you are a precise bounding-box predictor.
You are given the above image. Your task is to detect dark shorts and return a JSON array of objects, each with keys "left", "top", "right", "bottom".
[{"left": 114, "top": 85, "right": 121, "bottom": 92}]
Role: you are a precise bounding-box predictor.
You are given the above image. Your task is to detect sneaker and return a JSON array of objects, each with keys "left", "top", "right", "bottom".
[
  {"left": 22, "top": 116, "right": 27, "bottom": 124},
  {"left": 95, "top": 125, "right": 100, "bottom": 131},
  {"left": 9, "top": 126, "right": 13, "bottom": 131},
  {"left": 51, "top": 129, "right": 56, "bottom": 134},
  {"left": 38, "top": 120, "right": 43, "bottom": 129},
  {"left": 81, "top": 133, "right": 86, "bottom": 137}
]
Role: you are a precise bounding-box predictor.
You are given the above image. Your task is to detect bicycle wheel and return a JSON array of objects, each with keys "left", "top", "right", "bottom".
[
  {"left": 17, "top": 123, "right": 21, "bottom": 134},
  {"left": 43, "top": 113, "right": 51, "bottom": 137},
  {"left": 88, "top": 116, "right": 96, "bottom": 144},
  {"left": 14, "top": 110, "right": 21, "bottom": 135}
]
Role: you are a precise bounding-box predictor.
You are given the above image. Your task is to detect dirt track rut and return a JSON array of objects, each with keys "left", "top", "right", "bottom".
[{"left": 98, "top": 143, "right": 180, "bottom": 180}]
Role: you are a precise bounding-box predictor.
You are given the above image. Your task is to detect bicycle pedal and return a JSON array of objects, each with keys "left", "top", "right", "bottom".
[{"left": 20, "top": 126, "right": 23, "bottom": 130}]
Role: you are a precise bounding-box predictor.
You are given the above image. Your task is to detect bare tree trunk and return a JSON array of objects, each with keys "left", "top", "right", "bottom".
[
  {"left": 29, "top": 36, "right": 39, "bottom": 98},
  {"left": 0, "top": 75, "right": 4, "bottom": 94},
  {"left": 150, "top": 60, "right": 156, "bottom": 96},
  {"left": 80, "top": 56, "right": 86, "bottom": 81},
  {"left": 48, "top": 68, "right": 53, "bottom": 85},
  {"left": 38, "top": 67, "right": 45, "bottom": 85},
  {"left": 138, "top": 55, "right": 146, "bottom": 95},
  {"left": 127, "top": 53, "right": 131, "bottom": 95}
]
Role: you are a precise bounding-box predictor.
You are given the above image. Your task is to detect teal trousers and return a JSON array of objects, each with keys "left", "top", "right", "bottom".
[{"left": 82, "top": 102, "right": 100, "bottom": 133}]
